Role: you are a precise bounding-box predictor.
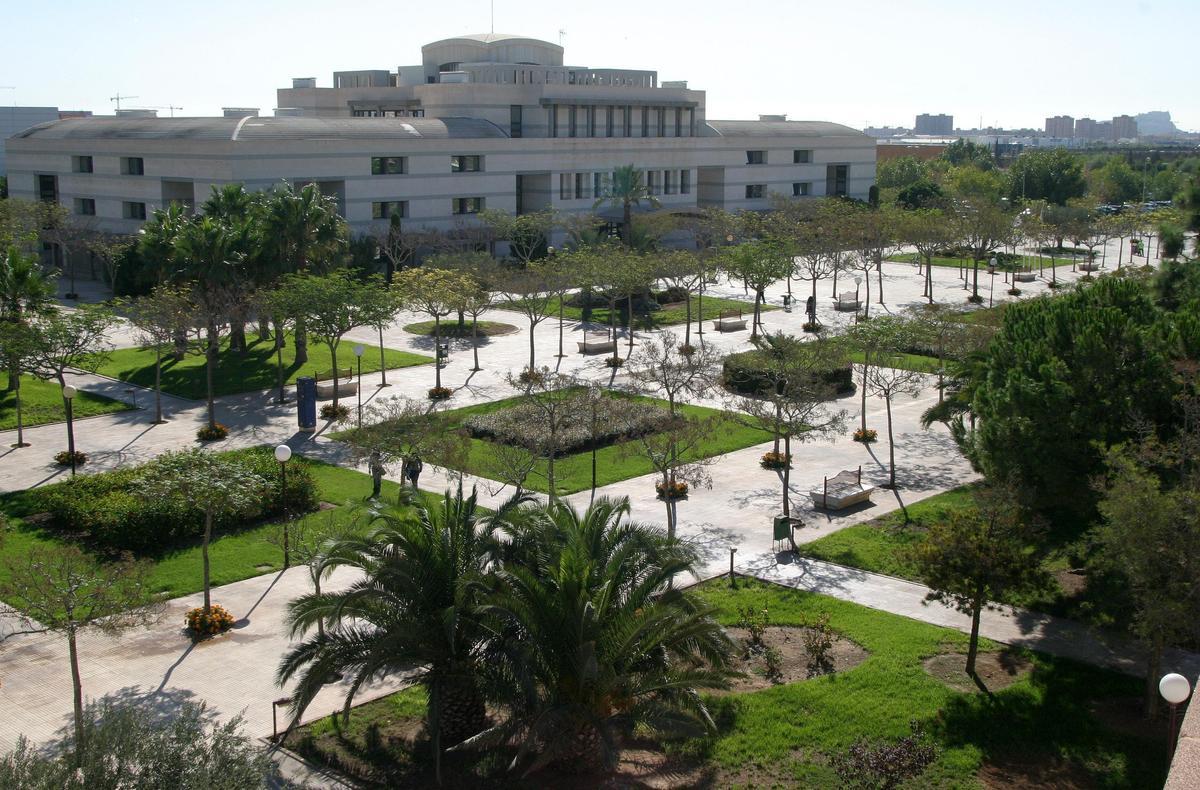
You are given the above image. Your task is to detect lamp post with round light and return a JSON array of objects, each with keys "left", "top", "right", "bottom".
[
  {"left": 62, "top": 384, "right": 78, "bottom": 476},
  {"left": 1160, "top": 672, "right": 1193, "bottom": 759},
  {"left": 353, "top": 344, "right": 365, "bottom": 429},
  {"left": 853, "top": 276, "right": 862, "bottom": 322},
  {"left": 274, "top": 444, "right": 293, "bottom": 568},
  {"left": 988, "top": 256, "right": 998, "bottom": 307}
]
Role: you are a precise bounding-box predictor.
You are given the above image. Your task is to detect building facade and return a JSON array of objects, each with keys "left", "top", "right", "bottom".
[
  {"left": 1, "top": 107, "right": 63, "bottom": 176},
  {"left": 913, "top": 113, "right": 952, "bottom": 135},
  {"left": 1074, "top": 117, "right": 1098, "bottom": 141},
  {"left": 5, "top": 34, "right": 875, "bottom": 235},
  {"left": 1111, "top": 114, "right": 1138, "bottom": 140},
  {"left": 1044, "top": 115, "right": 1074, "bottom": 138}
]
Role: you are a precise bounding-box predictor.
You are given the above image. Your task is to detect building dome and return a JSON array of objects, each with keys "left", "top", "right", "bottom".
[{"left": 422, "top": 34, "right": 564, "bottom": 71}]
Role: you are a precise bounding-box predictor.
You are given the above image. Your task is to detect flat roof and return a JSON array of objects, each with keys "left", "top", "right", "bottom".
[
  {"left": 705, "top": 120, "right": 867, "bottom": 138},
  {"left": 14, "top": 116, "right": 509, "bottom": 142}
]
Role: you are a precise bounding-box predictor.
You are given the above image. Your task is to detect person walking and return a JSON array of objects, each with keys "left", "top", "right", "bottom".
[
  {"left": 368, "top": 449, "right": 385, "bottom": 499},
  {"left": 407, "top": 454, "right": 424, "bottom": 489}
]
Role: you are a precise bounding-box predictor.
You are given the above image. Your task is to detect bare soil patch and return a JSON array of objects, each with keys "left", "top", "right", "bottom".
[
  {"left": 924, "top": 650, "right": 1033, "bottom": 694},
  {"left": 1054, "top": 567, "right": 1088, "bottom": 598},
  {"left": 1088, "top": 695, "right": 1167, "bottom": 741},
  {"left": 724, "top": 625, "right": 869, "bottom": 692},
  {"left": 979, "top": 752, "right": 1095, "bottom": 789}
]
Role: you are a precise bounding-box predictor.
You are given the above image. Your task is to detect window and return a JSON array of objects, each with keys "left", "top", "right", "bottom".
[
  {"left": 792, "top": 182, "right": 811, "bottom": 197},
  {"left": 605, "top": 106, "right": 613, "bottom": 137},
  {"left": 549, "top": 104, "right": 558, "bottom": 137},
  {"left": 569, "top": 105, "right": 577, "bottom": 138},
  {"left": 123, "top": 201, "right": 147, "bottom": 220},
  {"left": 37, "top": 175, "right": 58, "bottom": 203},
  {"left": 674, "top": 108, "right": 683, "bottom": 138},
  {"left": 510, "top": 105, "right": 522, "bottom": 138},
  {"left": 450, "top": 155, "right": 482, "bottom": 173},
  {"left": 793, "top": 149, "right": 812, "bottom": 164},
  {"left": 72, "top": 156, "right": 93, "bottom": 174},
  {"left": 657, "top": 106, "right": 665, "bottom": 137},
  {"left": 575, "top": 173, "right": 585, "bottom": 200},
  {"left": 371, "top": 156, "right": 407, "bottom": 175},
  {"left": 121, "top": 157, "right": 144, "bottom": 176},
  {"left": 594, "top": 172, "right": 604, "bottom": 198},
  {"left": 745, "top": 184, "right": 765, "bottom": 199},
  {"left": 453, "top": 197, "right": 484, "bottom": 215},
  {"left": 641, "top": 106, "right": 649, "bottom": 137},
  {"left": 586, "top": 105, "right": 596, "bottom": 137},
  {"left": 74, "top": 198, "right": 96, "bottom": 216},
  {"left": 826, "top": 164, "right": 848, "bottom": 197},
  {"left": 645, "top": 170, "right": 658, "bottom": 195},
  {"left": 560, "top": 173, "right": 571, "bottom": 200},
  {"left": 663, "top": 169, "right": 675, "bottom": 195},
  {"left": 680, "top": 169, "right": 691, "bottom": 195},
  {"left": 624, "top": 105, "right": 632, "bottom": 137},
  {"left": 372, "top": 200, "right": 408, "bottom": 220},
  {"left": 746, "top": 150, "right": 766, "bottom": 165}
]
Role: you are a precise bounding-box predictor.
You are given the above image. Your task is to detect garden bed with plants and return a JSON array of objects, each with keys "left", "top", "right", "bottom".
[
  {"left": 402, "top": 320, "right": 518, "bottom": 337},
  {"left": 722, "top": 348, "right": 855, "bottom": 397},
  {"left": 285, "top": 578, "right": 1166, "bottom": 789},
  {"left": 95, "top": 333, "right": 431, "bottom": 400}
]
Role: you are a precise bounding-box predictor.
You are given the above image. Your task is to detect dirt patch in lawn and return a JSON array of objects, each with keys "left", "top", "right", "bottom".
[
  {"left": 978, "top": 752, "right": 1095, "bottom": 789},
  {"left": 723, "top": 625, "right": 869, "bottom": 692},
  {"left": 1089, "top": 695, "right": 1168, "bottom": 741},
  {"left": 1054, "top": 568, "right": 1088, "bottom": 598},
  {"left": 924, "top": 650, "right": 1033, "bottom": 694}
]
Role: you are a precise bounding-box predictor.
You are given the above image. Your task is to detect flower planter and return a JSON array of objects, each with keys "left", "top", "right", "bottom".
[
  {"left": 760, "top": 451, "right": 792, "bottom": 470},
  {"left": 185, "top": 604, "right": 235, "bottom": 641},
  {"left": 655, "top": 480, "right": 689, "bottom": 500},
  {"left": 853, "top": 428, "right": 878, "bottom": 444}
]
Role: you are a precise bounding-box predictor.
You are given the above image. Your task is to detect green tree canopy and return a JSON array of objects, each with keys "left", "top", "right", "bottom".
[{"left": 1007, "top": 149, "right": 1087, "bottom": 205}]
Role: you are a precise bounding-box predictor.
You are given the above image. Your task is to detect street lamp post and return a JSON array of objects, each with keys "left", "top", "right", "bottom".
[
  {"left": 274, "top": 444, "right": 292, "bottom": 568},
  {"left": 988, "top": 257, "right": 997, "bottom": 307},
  {"left": 853, "top": 276, "right": 862, "bottom": 321},
  {"left": 62, "top": 384, "right": 77, "bottom": 477},
  {"left": 353, "top": 344, "right": 364, "bottom": 429},
  {"left": 1160, "top": 672, "right": 1193, "bottom": 761}
]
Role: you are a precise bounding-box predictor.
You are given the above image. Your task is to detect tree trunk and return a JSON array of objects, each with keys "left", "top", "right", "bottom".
[
  {"left": 154, "top": 345, "right": 164, "bottom": 423},
  {"left": 863, "top": 274, "right": 871, "bottom": 318},
  {"left": 330, "top": 343, "right": 340, "bottom": 410},
  {"left": 434, "top": 316, "right": 443, "bottom": 390},
  {"left": 696, "top": 284, "right": 704, "bottom": 344},
  {"left": 257, "top": 316, "right": 271, "bottom": 341},
  {"left": 1144, "top": 635, "right": 1164, "bottom": 718},
  {"left": 471, "top": 317, "right": 481, "bottom": 371},
  {"left": 663, "top": 470, "right": 675, "bottom": 539},
  {"left": 67, "top": 628, "right": 85, "bottom": 762},
  {"left": 972, "top": 257, "right": 980, "bottom": 300},
  {"left": 751, "top": 289, "right": 762, "bottom": 340},
  {"left": 314, "top": 573, "right": 325, "bottom": 640},
  {"left": 557, "top": 301, "right": 565, "bottom": 358},
  {"left": 173, "top": 328, "right": 188, "bottom": 361},
  {"left": 14, "top": 371, "right": 25, "bottom": 446},
  {"left": 885, "top": 394, "right": 896, "bottom": 488},
  {"left": 926, "top": 257, "right": 934, "bottom": 304},
  {"left": 229, "top": 317, "right": 247, "bottom": 353},
  {"left": 966, "top": 587, "right": 984, "bottom": 676},
  {"left": 876, "top": 260, "right": 885, "bottom": 304},
  {"left": 206, "top": 323, "right": 218, "bottom": 430},
  {"left": 547, "top": 438, "right": 556, "bottom": 501},
  {"left": 378, "top": 325, "right": 388, "bottom": 386},
  {"left": 782, "top": 433, "right": 792, "bottom": 517},
  {"left": 859, "top": 354, "right": 870, "bottom": 433},
  {"left": 609, "top": 298, "right": 619, "bottom": 365},
  {"left": 276, "top": 343, "right": 286, "bottom": 404},
  {"left": 294, "top": 319, "right": 309, "bottom": 365},
  {"left": 527, "top": 317, "right": 536, "bottom": 372},
  {"left": 202, "top": 511, "right": 213, "bottom": 614},
  {"left": 626, "top": 294, "right": 635, "bottom": 348},
  {"left": 683, "top": 292, "right": 692, "bottom": 347}
]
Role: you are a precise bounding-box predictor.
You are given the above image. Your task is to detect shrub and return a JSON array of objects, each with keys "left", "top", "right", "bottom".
[
  {"left": 53, "top": 450, "right": 87, "bottom": 467},
  {"left": 319, "top": 403, "right": 350, "bottom": 421},
  {"left": 853, "top": 428, "right": 878, "bottom": 443},
  {"left": 803, "top": 612, "right": 835, "bottom": 674},
  {"left": 428, "top": 386, "right": 452, "bottom": 400},
  {"left": 760, "top": 451, "right": 792, "bottom": 470},
  {"left": 832, "top": 720, "right": 937, "bottom": 790},
  {"left": 517, "top": 368, "right": 544, "bottom": 385},
  {"left": 466, "top": 396, "right": 671, "bottom": 456},
  {"left": 678, "top": 343, "right": 696, "bottom": 357},
  {"left": 723, "top": 349, "right": 854, "bottom": 397},
  {"left": 185, "top": 604, "right": 235, "bottom": 639},
  {"left": 737, "top": 604, "right": 770, "bottom": 647},
  {"left": 1007, "top": 287, "right": 1022, "bottom": 296},
  {"left": 655, "top": 479, "right": 689, "bottom": 500},
  {"left": 763, "top": 645, "right": 784, "bottom": 681},
  {"left": 655, "top": 285, "right": 690, "bottom": 304},
  {"left": 196, "top": 423, "right": 228, "bottom": 441},
  {"left": 34, "top": 446, "right": 319, "bottom": 552},
  {"left": 802, "top": 321, "right": 823, "bottom": 333},
  {"left": 605, "top": 356, "right": 624, "bottom": 368},
  {"left": 966, "top": 294, "right": 984, "bottom": 304}
]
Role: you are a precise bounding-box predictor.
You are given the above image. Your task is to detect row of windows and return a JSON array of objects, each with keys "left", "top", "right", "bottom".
[
  {"left": 351, "top": 109, "right": 425, "bottom": 117},
  {"left": 548, "top": 104, "right": 697, "bottom": 139},
  {"left": 69, "top": 155, "right": 143, "bottom": 175},
  {"left": 558, "top": 169, "right": 693, "bottom": 201},
  {"left": 747, "top": 149, "right": 814, "bottom": 165},
  {"left": 370, "top": 155, "right": 483, "bottom": 175},
  {"left": 744, "top": 182, "right": 813, "bottom": 199}
]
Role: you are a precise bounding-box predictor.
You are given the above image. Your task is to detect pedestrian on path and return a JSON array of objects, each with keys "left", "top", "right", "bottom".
[
  {"left": 368, "top": 449, "right": 385, "bottom": 499},
  {"left": 407, "top": 454, "right": 423, "bottom": 489}
]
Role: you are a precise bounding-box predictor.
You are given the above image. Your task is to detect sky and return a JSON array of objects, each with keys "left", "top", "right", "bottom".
[{"left": 2, "top": 0, "right": 1196, "bottom": 132}]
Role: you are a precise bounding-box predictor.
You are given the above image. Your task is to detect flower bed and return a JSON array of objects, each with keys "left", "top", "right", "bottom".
[
  {"left": 760, "top": 451, "right": 792, "bottom": 470},
  {"left": 464, "top": 397, "right": 672, "bottom": 455},
  {"left": 853, "top": 428, "right": 878, "bottom": 444},
  {"left": 428, "top": 386, "right": 453, "bottom": 400},
  {"left": 320, "top": 403, "right": 350, "bottom": 421},
  {"left": 723, "top": 349, "right": 854, "bottom": 397},
  {"left": 196, "top": 423, "right": 229, "bottom": 441},
  {"left": 185, "top": 604, "right": 235, "bottom": 640},
  {"left": 655, "top": 479, "right": 689, "bottom": 500},
  {"left": 54, "top": 450, "right": 88, "bottom": 467}
]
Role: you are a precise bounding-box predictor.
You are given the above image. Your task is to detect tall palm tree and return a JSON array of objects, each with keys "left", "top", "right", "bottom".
[
  {"left": 466, "top": 496, "right": 736, "bottom": 776},
  {"left": 277, "top": 487, "right": 510, "bottom": 783},
  {"left": 0, "top": 246, "right": 56, "bottom": 391},
  {"left": 593, "top": 165, "right": 660, "bottom": 247},
  {"left": 259, "top": 183, "right": 347, "bottom": 363}
]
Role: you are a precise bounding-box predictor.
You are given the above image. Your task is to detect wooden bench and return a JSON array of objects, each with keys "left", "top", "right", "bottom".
[
  {"left": 315, "top": 368, "right": 358, "bottom": 400},
  {"left": 712, "top": 309, "right": 747, "bottom": 332},
  {"left": 833, "top": 291, "right": 861, "bottom": 312},
  {"left": 577, "top": 331, "right": 618, "bottom": 354},
  {"left": 1013, "top": 271, "right": 1037, "bottom": 283},
  {"left": 810, "top": 467, "right": 875, "bottom": 510}
]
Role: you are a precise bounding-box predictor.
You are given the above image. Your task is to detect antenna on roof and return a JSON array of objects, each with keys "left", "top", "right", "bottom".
[
  {"left": 559, "top": 29, "right": 567, "bottom": 46},
  {"left": 110, "top": 93, "right": 138, "bottom": 111},
  {"left": 490, "top": 0, "right": 494, "bottom": 34}
]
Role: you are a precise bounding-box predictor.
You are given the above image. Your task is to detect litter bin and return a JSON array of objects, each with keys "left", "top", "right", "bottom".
[{"left": 296, "top": 376, "right": 317, "bottom": 432}]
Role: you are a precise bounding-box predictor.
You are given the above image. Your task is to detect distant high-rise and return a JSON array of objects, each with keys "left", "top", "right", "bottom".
[
  {"left": 1111, "top": 115, "right": 1138, "bottom": 140},
  {"left": 1045, "top": 115, "right": 1074, "bottom": 138},
  {"left": 1074, "top": 117, "right": 1098, "bottom": 140},
  {"left": 914, "top": 113, "right": 953, "bottom": 135}
]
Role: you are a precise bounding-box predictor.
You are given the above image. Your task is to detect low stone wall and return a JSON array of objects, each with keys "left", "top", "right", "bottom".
[{"left": 1165, "top": 677, "right": 1200, "bottom": 789}]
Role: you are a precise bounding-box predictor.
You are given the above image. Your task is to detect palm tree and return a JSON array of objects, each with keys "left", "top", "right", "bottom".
[
  {"left": 465, "top": 496, "right": 736, "bottom": 776},
  {"left": 593, "top": 165, "right": 660, "bottom": 247},
  {"left": 259, "top": 183, "right": 347, "bottom": 363},
  {"left": 277, "top": 487, "right": 508, "bottom": 783},
  {"left": 0, "top": 246, "right": 56, "bottom": 391}
]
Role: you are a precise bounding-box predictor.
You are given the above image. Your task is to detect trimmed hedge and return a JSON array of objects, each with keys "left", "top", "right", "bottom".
[
  {"left": 464, "top": 396, "right": 672, "bottom": 456},
  {"left": 34, "top": 446, "right": 319, "bottom": 552},
  {"left": 722, "top": 350, "right": 855, "bottom": 397}
]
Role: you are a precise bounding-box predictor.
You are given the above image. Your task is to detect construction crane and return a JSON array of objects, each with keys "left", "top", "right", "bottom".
[
  {"left": 145, "top": 105, "right": 184, "bottom": 118},
  {"left": 110, "top": 93, "right": 138, "bottom": 111}
]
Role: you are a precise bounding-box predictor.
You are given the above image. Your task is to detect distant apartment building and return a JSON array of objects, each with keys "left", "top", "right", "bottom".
[
  {"left": 1111, "top": 114, "right": 1138, "bottom": 140},
  {"left": 914, "top": 113, "right": 953, "bottom": 135},
  {"left": 1044, "top": 115, "right": 1074, "bottom": 138},
  {"left": 5, "top": 33, "right": 876, "bottom": 236},
  {"left": 1074, "top": 117, "right": 1098, "bottom": 140}
]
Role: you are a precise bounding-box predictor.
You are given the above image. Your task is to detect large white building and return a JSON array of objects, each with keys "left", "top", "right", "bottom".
[{"left": 5, "top": 34, "right": 875, "bottom": 236}]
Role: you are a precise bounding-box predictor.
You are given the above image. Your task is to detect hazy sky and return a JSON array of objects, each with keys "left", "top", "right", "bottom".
[{"left": 2, "top": 0, "right": 1196, "bottom": 131}]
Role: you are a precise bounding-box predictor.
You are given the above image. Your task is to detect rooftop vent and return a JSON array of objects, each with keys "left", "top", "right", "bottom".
[
  {"left": 273, "top": 107, "right": 304, "bottom": 117},
  {"left": 115, "top": 108, "right": 158, "bottom": 118},
  {"left": 222, "top": 107, "right": 259, "bottom": 118},
  {"left": 662, "top": 80, "right": 688, "bottom": 89},
  {"left": 759, "top": 114, "right": 787, "bottom": 122},
  {"left": 291, "top": 77, "right": 317, "bottom": 89}
]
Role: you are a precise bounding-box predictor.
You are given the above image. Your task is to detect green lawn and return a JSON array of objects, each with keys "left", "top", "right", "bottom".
[
  {"left": 287, "top": 579, "right": 1164, "bottom": 788},
  {"left": 889, "top": 253, "right": 1079, "bottom": 270},
  {"left": 403, "top": 320, "right": 518, "bottom": 337},
  {"left": 1, "top": 375, "right": 132, "bottom": 431},
  {"left": 802, "top": 484, "right": 1074, "bottom": 615},
  {"left": 846, "top": 349, "right": 941, "bottom": 374},
  {"left": 434, "top": 393, "right": 770, "bottom": 497},
  {"left": 505, "top": 294, "right": 774, "bottom": 331},
  {"left": 0, "top": 461, "right": 445, "bottom": 601},
  {"left": 95, "top": 333, "right": 432, "bottom": 401}
]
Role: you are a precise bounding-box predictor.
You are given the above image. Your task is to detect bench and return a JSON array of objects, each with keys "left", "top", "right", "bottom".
[
  {"left": 833, "top": 291, "right": 861, "bottom": 312},
  {"left": 314, "top": 368, "right": 358, "bottom": 400},
  {"left": 577, "top": 331, "right": 618, "bottom": 354},
  {"left": 810, "top": 467, "right": 875, "bottom": 511},
  {"left": 712, "top": 309, "right": 747, "bottom": 332},
  {"left": 1013, "top": 271, "right": 1037, "bottom": 283}
]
